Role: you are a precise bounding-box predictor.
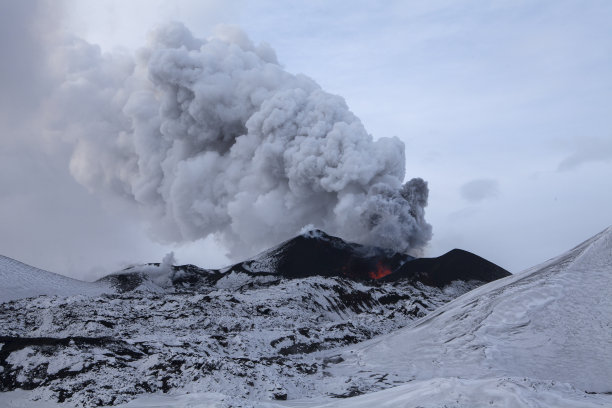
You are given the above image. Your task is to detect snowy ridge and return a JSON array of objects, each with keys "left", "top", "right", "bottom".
[
  {"left": 0, "top": 251, "right": 492, "bottom": 406},
  {"left": 2, "top": 228, "right": 609, "bottom": 407},
  {"left": 308, "top": 226, "right": 612, "bottom": 403},
  {"left": 112, "top": 227, "right": 612, "bottom": 407},
  {"left": 0, "top": 256, "right": 111, "bottom": 303}
]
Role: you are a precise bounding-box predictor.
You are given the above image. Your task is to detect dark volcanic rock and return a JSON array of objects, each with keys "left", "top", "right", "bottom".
[
  {"left": 383, "top": 248, "right": 511, "bottom": 287},
  {"left": 227, "top": 230, "right": 414, "bottom": 281},
  {"left": 99, "top": 263, "right": 222, "bottom": 292},
  {"left": 98, "top": 230, "right": 509, "bottom": 291},
  {"left": 226, "top": 230, "right": 510, "bottom": 286}
]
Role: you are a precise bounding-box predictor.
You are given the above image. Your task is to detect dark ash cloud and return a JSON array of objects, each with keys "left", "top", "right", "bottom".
[{"left": 46, "top": 22, "right": 432, "bottom": 258}]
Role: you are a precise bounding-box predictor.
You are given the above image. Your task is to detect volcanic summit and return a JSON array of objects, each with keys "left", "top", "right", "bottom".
[{"left": 0, "top": 230, "right": 511, "bottom": 405}]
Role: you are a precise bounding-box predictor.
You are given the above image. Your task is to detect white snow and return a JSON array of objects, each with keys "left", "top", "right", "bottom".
[
  {"left": 0, "top": 255, "right": 112, "bottom": 303},
  {"left": 2, "top": 376, "right": 609, "bottom": 408},
  {"left": 105, "top": 377, "right": 611, "bottom": 408},
  {"left": 315, "top": 226, "right": 612, "bottom": 399},
  {"left": 0, "top": 390, "right": 62, "bottom": 408},
  {"left": 111, "top": 226, "right": 612, "bottom": 407},
  {"left": 1, "top": 227, "right": 610, "bottom": 407}
]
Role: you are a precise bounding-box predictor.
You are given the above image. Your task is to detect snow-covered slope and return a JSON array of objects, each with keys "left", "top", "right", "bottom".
[
  {"left": 0, "top": 274, "right": 483, "bottom": 406},
  {"left": 107, "top": 227, "right": 612, "bottom": 407},
  {"left": 4, "top": 227, "right": 608, "bottom": 407},
  {"left": 315, "top": 226, "right": 612, "bottom": 398},
  {"left": 0, "top": 256, "right": 111, "bottom": 303},
  {"left": 0, "top": 231, "right": 509, "bottom": 406},
  {"left": 113, "top": 377, "right": 611, "bottom": 408}
]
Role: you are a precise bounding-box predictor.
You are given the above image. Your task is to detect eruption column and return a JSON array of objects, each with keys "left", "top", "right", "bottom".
[{"left": 50, "top": 23, "right": 432, "bottom": 258}]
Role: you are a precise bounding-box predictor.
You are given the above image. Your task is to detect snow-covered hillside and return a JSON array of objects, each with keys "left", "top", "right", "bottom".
[
  {"left": 113, "top": 377, "right": 611, "bottom": 408},
  {"left": 0, "top": 256, "right": 111, "bottom": 303},
  {"left": 247, "top": 225, "right": 610, "bottom": 407},
  {"left": 2, "top": 227, "right": 609, "bottom": 407},
  {"left": 0, "top": 231, "right": 509, "bottom": 406},
  {"left": 104, "top": 226, "right": 612, "bottom": 408},
  {"left": 324, "top": 226, "right": 612, "bottom": 393}
]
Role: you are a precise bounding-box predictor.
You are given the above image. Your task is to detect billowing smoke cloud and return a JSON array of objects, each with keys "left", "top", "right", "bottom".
[{"left": 49, "top": 23, "right": 432, "bottom": 258}]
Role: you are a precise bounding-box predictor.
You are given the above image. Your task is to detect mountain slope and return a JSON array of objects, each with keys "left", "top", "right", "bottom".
[
  {"left": 203, "top": 229, "right": 510, "bottom": 283},
  {"left": 1, "top": 228, "right": 608, "bottom": 407},
  {"left": 319, "top": 226, "right": 612, "bottom": 396},
  {"left": 0, "top": 231, "right": 510, "bottom": 406},
  {"left": 117, "top": 377, "right": 611, "bottom": 408},
  {"left": 227, "top": 229, "right": 414, "bottom": 280},
  {"left": 0, "top": 256, "right": 111, "bottom": 303},
  {"left": 383, "top": 247, "right": 511, "bottom": 286},
  {"left": 96, "top": 229, "right": 510, "bottom": 292},
  {"left": 125, "top": 227, "right": 612, "bottom": 407}
]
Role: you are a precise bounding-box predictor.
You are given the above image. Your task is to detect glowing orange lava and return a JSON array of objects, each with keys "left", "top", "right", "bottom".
[{"left": 369, "top": 262, "right": 392, "bottom": 279}]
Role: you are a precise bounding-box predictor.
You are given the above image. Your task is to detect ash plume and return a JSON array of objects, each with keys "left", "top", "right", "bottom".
[{"left": 49, "top": 23, "right": 432, "bottom": 258}]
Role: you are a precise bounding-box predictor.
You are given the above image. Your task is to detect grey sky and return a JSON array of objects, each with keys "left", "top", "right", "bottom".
[
  {"left": 460, "top": 179, "right": 499, "bottom": 203},
  {"left": 1, "top": 0, "right": 611, "bottom": 278}
]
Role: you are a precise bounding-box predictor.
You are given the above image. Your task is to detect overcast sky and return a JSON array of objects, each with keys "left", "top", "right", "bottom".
[{"left": 1, "top": 0, "right": 611, "bottom": 280}]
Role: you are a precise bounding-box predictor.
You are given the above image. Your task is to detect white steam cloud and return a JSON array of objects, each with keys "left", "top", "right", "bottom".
[{"left": 49, "top": 23, "right": 432, "bottom": 258}]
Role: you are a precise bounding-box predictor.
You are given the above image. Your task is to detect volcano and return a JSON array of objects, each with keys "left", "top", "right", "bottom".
[
  {"left": 4, "top": 227, "right": 609, "bottom": 407},
  {"left": 382, "top": 248, "right": 511, "bottom": 287},
  {"left": 98, "top": 229, "right": 510, "bottom": 294},
  {"left": 222, "top": 229, "right": 510, "bottom": 284},
  {"left": 317, "top": 226, "right": 612, "bottom": 405},
  {"left": 0, "top": 230, "right": 512, "bottom": 406},
  {"left": 227, "top": 229, "right": 413, "bottom": 280}
]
